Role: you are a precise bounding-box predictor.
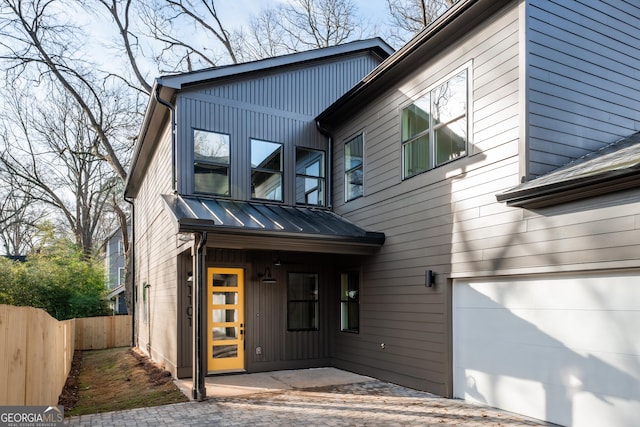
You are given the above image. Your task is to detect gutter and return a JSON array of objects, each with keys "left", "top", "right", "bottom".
[
  {"left": 192, "top": 231, "right": 207, "bottom": 401},
  {"left": 496, "top": 169, "right": 640, "bottom": 209}
]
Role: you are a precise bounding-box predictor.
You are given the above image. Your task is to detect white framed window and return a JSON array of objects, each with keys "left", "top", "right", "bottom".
[
  {"left": 344, "top": 134, "right": 363, "bottom": 201},
  {"left": 402, "top": 66, "right": 469, "bottom": 179}
]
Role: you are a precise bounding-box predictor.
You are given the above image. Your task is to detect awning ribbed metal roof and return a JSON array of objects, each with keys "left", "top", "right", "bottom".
[
  {"left": 161, "top": 194, "right": 385, "bottom": 254},
  {"left": 497, "top": 132, "right": 640, "bottom": 208}
]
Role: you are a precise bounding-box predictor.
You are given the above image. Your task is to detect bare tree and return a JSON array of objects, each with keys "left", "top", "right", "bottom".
[
  {"left": 233, "top": 0, "right": 373, "bottom": 61},
  {"left": 0, "top": 88, "right": 120, "bottom": 257},
  {"left": 385, "top": 0, "right": 455, "bottom": 46},
  {"left": 0, "top": 176, "right": 47, "bottom": 256},
  {"left": 138, "top": 0, "right": 239, "bottom": 72}
]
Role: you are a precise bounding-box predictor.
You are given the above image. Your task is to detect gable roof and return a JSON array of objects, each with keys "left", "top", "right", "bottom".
[
  {"left": 497, "top": 132, "right": 640, "bottom": 208},
  {"left": 316, "top": 0, "right": 512, "bottom": 126},
  {"left": 124, "top": 38, "right": 394, "bottom": 199}
]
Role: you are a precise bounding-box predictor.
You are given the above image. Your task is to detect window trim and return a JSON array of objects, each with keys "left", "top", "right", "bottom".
[
  {"left": 295, "top": 146, "right": 326, "bottom": 206},
  {"left": 251, "top": 138, "right": 284, "bottom": 202},
  {"left": 193, "top": 128, "right": 231, "bottom": 196},
  {"left": 344, "top": 133, "right": 364, "bottom": 202},
  {"left": 287, "top": 272, "right": 319, "bottom": 332},
  {"left": 340, "top": 271, "right": 359, "bottom": 334},
  {"left": 401, "top": 63, "right": 471, "bottom": 180}
]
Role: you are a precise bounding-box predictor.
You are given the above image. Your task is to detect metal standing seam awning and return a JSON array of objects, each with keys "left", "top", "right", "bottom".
[
  {"left": 161, "top": 194, "right": 385, "bottom": 254},
  {"left": 497, "top": 132, "right": 640, "bottom": 208}
]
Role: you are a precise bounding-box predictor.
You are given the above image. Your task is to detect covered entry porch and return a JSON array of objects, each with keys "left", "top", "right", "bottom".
[{"left": 163, "top": 194, "right": 385, "bottom": 400}]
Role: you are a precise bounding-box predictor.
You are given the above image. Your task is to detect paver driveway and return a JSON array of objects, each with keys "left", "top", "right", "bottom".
[{"left": 66, "top": 369, "right": 556, "bottom": 426}]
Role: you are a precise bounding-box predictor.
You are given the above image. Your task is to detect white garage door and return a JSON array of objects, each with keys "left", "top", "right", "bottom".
[{"left": 453, "top": 272, "right": 640, "bottom": 427}]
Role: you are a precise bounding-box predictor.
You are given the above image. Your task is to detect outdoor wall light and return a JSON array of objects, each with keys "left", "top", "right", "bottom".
[
  {"left": 425, "top": 270, "right": 436, "bottom": 288},
  {"left": 259, "top": 267, "right": 277, "bottom": 284},
  {"left": 187, "top": 272, "right": 193, "bottom": 282}
]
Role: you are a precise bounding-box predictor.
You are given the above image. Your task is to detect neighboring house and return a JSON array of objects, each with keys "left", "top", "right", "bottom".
[
  {"left": 124, "top": 1, "right": 640, "bottom": 426},
  {"left": 104, "top": 225, "right": 129, "bottom": 315}
]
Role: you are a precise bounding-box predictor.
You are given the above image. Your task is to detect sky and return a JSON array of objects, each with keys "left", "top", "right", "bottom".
[{"left": 216, "top": 0, "right": 391, "bottom": 34}]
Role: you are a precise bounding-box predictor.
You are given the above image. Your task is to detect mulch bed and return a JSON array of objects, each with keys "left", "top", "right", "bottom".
[
  {"left": 58, "top": 350, "right": 83, "bottom": 411},
  {"left": 57, "top": 347, "right": 174, "bottom": 412}
]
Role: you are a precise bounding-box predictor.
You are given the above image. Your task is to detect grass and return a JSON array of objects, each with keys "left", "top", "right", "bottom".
[{"left": 61, "top": 347, "right": 188, "bottom": 417}]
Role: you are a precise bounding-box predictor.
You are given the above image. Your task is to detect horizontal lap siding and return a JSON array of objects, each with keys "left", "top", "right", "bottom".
[
  {"left": 331, "top": 3, "right": 521, "bottom": 396},
  {"left": 526, "top": 0, "right": 640, "bottom": 177},
  {"left": 134, "top": 125, "right": 181, "bottom": 374}
]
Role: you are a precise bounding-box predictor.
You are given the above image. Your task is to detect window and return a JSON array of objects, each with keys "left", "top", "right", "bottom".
[
  {"left": 296, "top": 147, "right": 325, "bottom": 206},
  {"left": 287, "top": 273, "right": 318, "bottom": 331},
  {"left": 251, "top": 139, "right": 283, "bottom": 201},
  {"left": 118, "top": 267, "right": 126, "bottom": 287},
  {"left": 345, "top": 134, "right": 363, "bottom": 201},
  {"left": 340, "top": 272, "right": 359, "bottom": 333},
  {"left": 402, "top": 68, "right": 468, "bottom": 179},
  {"left": 194, "top": 130, "right": 230, "bottom": 195}
]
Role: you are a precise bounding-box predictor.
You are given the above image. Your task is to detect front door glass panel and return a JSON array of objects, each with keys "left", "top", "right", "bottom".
[{"left": 208, "top": 268, "right": 244, "bottom": 372}]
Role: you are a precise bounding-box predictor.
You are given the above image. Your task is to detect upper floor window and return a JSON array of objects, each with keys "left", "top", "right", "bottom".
[
  {"left": 402, "top": 68, "right": 468, "bottom": 179},
  {"left": 251, "top": 139, "right": 283, "bottom": 201},
  {"left": 345, "top": 134, "right": 363, "bottom": 201},
  {"left": 194, "top": 130, "right": 230, "bottom": 195},
  {"left": 296, "top": 147, "right": 325, "bottom": 206}
]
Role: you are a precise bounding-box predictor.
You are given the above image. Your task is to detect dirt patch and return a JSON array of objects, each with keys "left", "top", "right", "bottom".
[
  {"left": 58, "top": 350, "right": 82, "bottom": 410},
  {"left": 58, "top": 347, "right": 188, "bottom": 417}
]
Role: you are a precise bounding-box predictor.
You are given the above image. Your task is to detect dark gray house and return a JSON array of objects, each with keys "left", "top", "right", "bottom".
[
  {"left": 125, "top": 1, "right": 640, "bottom": 426},
  {"left": 124, "top": 38, "right": 393, "bottom": 395}
]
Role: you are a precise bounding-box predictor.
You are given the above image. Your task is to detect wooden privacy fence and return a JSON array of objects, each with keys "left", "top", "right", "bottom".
[
  {"left": 0, "top": 304, "right": 131, "bottom": 406},
  {"left": 75, "top": 314, "right": 132, "bottom": 350}
]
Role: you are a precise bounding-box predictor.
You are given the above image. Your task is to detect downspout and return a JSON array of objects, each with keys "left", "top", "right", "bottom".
[
  {"left": 123, "top": 197, "right": 136, "bottom": 348},
  {"left": 192, "top": 231, "right": 207, "bottom": 401},
  {"left": 154, "top": 85, "right": 177, "bottom": 193},
  {"left": 316, "top": 121, "right": 333, "bottom": 209}
]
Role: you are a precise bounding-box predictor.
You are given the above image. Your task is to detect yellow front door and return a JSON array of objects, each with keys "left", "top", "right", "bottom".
[{"left": 207, "top": 267, "right": 245, "bottom": 372}]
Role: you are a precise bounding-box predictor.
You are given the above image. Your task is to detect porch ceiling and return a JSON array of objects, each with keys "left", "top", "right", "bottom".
[{"left": 161, "top": 194, "right": 385, "bottom": 255}]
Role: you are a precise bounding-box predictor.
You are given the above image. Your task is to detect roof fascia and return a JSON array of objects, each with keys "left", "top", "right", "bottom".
[
  {"left": 158, "top": 38, "right": 394, "bottom": 90},
  {"left": 316, "top": 0, "right": 513, "bottom": 125},
  {"left": 124, "top": 82, "right": 175, "bottom": 198},
  {"left": 496, "top": 169, "right": 640, "bottom": 208}
]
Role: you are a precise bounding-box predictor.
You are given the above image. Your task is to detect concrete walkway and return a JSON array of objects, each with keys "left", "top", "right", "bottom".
[{"left": 66, "top": 368, "right": 556, "bottom": 426}]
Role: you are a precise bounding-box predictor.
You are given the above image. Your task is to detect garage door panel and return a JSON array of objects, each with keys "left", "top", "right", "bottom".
[{"left": 453, "top": 272, "right": 640, "bottom": 427}]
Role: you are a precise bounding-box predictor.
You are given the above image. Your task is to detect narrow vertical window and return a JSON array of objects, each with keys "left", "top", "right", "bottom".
[
  {"left": 287, "top": 273, "right": 319, "bottom": 331},
  {"left": 194, "top": 130, "right": 230, "bottom": 195},
  {"left": 345, "top": 134, "right": 363, "bottom": 201},
  {"left": 402, "top": 68, "right": 468, "bottom": 179},
  {"left": 340, "top": 272, "right": 359, "bottom": 333},
  {"left": 251, "top": 139, "right": 283, "bottom": 201},
  {"left": 296, "top": 147, "right": 325, "bottom": 206}
]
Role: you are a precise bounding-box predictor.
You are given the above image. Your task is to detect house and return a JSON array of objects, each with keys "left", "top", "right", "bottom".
[
  {"left": 124, "top": 1, "right": 640, "bottom": 426},
  {"left": 123, "top": 38, "right": 393, "bottom": 399},
  {"left": 104, "top": 225, "right": 129, "bottom": 315}
]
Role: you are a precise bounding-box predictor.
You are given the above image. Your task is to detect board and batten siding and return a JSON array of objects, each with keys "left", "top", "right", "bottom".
[
  {"left": 176, "top": 52, "right": 385, "bottom": 201},
  {"left": 133, "top": 122, "right": 183, "bottom": 376},
  {"left": 330, "top": 2, "right": 522, "bottom": 395},
  {"left": 525, "top": 0, "right": 640, "bottom": 178}
]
